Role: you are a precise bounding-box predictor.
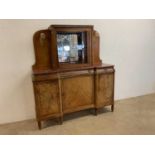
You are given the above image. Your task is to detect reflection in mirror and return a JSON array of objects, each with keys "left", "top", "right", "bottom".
[{"left": 57, "top": 32, "right": 87, "bottom": 63}]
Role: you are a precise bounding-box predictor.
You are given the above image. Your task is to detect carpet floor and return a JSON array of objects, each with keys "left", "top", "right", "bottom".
[{"left": 0, "top": 93, "right": 155, "bottom": 135}]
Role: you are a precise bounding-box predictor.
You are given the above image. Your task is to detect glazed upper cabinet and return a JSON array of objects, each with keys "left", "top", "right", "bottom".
[{"left": 32, "top": 25, "right": 115, "bottom": 129}]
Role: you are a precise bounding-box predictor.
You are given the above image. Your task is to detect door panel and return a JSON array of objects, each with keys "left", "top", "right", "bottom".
[
  {"left": 61, "top": 74, "right": 94, "bottom": 111},
  {"left": 34, "top": 80, "right": 60, "bottom": 117},
  {"left": 96, "top": 69, "right": 114, "bottom": 107}
]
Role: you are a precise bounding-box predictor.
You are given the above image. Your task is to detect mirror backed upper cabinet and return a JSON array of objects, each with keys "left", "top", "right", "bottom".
[
  {"left": 57, "top": 32, "right": 87, "bottom": 64},
  {"left": 32, "top": 25, "right": 102, "bottom": 72}
]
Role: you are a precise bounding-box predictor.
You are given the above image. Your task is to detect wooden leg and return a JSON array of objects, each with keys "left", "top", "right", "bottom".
[
  {"left": 111, "top": 104, "right": 114, "bottom": 112},
  {"left": 95, "top": 108, "right": 98, "bottom": 116},
  {"left": 38, "top": 121, "right": 42, "bottom": 130},
  {"left": 59, "top": 116, "right": 63, "bottom": 125}
]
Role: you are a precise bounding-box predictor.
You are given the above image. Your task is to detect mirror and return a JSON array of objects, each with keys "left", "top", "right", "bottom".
[{"left": 57, "top": 32, "right": 87, "bottom": 63}]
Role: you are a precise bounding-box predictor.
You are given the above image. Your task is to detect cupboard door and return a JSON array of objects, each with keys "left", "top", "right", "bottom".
[
  {"left": 61, "top": 71, "right": 94, "bottom": 112},
  {"left": 34, "top": 80, "right": 60, "bottom": 118},
  {"left": 96, "top": 68, "right": 114, "bottom": 107}
]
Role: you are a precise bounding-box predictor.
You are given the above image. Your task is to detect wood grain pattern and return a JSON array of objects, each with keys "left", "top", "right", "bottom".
[
  {"left": 33, "top": 30, "right": 51, "bottom": 71},
  {"left": 61, "top": 74, "right": 94, "bottom": 111},
  {"left": 92, "top": 30, "right": 102, "bottom": 65},
  {"left": 34, "top": 81, "right": 60, "bottom": 117},
  {"left": 95, "top": 69, "right": 114, "bottom": 107}
]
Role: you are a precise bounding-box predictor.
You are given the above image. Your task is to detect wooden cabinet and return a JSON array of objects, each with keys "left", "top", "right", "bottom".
[
  {"left": 32, "top": 25, "right": 115, "bottom": 129},
  {"left": 33, "top": 66, "right": 114, "bottom": 129}
]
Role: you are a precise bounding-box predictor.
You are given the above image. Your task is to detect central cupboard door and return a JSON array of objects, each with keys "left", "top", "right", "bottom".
[{"left": 60, "top": 70, "right": 94, "bottom": 113}]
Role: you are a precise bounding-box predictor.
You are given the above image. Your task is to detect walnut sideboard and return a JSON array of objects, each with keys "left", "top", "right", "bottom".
[{"left": 32, "top": 25, "right": 115, "bottom": 129}]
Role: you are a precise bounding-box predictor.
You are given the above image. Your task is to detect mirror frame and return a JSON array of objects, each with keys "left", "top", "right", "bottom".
[{"left": 49, "top": 25, "right": 93, "bottom": 69}]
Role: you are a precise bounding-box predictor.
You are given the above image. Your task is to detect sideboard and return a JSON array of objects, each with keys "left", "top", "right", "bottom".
[{"left": 32, "top": 25, "right": 115, "bottom": 129}]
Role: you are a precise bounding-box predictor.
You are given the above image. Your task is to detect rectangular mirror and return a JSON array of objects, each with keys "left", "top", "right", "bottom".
[{"left": 57, "top": 32, "right": 87, "bottom": 64}]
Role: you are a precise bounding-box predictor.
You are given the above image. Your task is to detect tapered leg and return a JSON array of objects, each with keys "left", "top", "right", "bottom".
[
  {"left": 38, "top": 121, "right": 42, "bottom": 130},
  {"left": 95, "top": 108, "right": 98, "bottom": 116},
  {"left": 111, "top": 104, "right": 114, "bottom": 112},
  {"left": 59, "top": 116, "right": 63, "bottom": 125}
]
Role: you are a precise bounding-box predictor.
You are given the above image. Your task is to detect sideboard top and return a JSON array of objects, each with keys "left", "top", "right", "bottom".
[{"left": 32, "top": 63, "right": 114, "bottom": 75}]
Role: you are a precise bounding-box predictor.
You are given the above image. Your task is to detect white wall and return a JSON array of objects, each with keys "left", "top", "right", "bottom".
[{"left": 0, "top": 19, "right": 155, "bottom": 124}]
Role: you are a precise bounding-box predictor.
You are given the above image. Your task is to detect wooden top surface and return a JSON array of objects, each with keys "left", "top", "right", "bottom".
[
  {"left": 32, "top": 63, "right": 114, "bottom": 75},
  {"left": 49, "top": 25, "right": 94, "bottom": 29}
]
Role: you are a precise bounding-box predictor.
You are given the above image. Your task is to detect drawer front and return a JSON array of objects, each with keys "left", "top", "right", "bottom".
[
  {"left": 34, "top": 80, "right": 60, "bottom": 118},
  {"left": 60, "top": 69, "right": 94, "bottom": 78}
]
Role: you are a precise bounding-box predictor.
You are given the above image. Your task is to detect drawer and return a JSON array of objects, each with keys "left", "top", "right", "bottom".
[{"left": 60, "top": 69, "right": 94, "bottom": 78}]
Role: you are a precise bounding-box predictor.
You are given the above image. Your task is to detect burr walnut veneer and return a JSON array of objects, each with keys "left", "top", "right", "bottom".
[{"left": 32, "top": 25, "right": 115, "bottom": 129}]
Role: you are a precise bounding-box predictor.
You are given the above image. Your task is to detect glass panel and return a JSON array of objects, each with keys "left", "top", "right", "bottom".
[{"left": 57, "top": 32, "right": 87, "bottom": 63}]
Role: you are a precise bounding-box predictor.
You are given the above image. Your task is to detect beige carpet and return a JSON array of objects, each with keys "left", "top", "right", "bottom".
[{"left": 0, "top": 93, "right": 155, "bottom": 135}]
